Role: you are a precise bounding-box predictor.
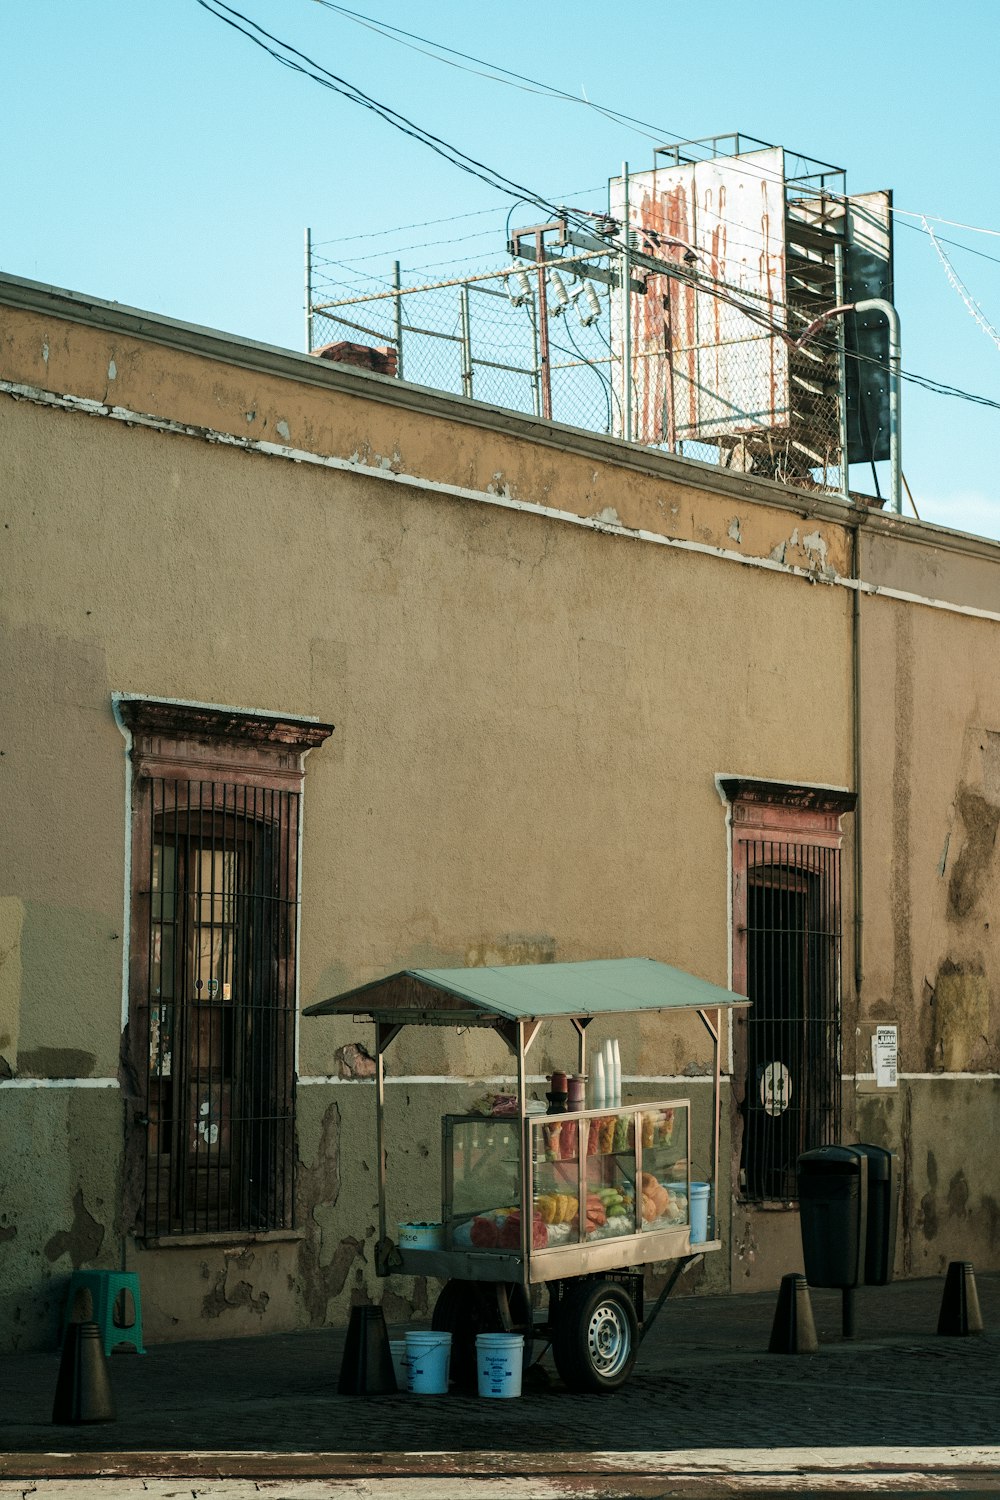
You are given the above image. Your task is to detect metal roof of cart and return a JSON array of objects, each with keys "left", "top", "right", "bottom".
[{"left": 303, "top": 957, "right": 748, "bottom": 1024}]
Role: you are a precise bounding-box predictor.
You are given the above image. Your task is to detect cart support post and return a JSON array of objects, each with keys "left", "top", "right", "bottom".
[
  {"left": 697, "top": 1007, "right": 722, "bottom": 1243},
  {"left": 517, "top": 1020, "right": 530, "bottom": 1272},
  {"left": 638, "top": 1254, "right": 699, "bottom": 1345},
  {"left": 374, "top": 1021, "right": 402, "bottom": 1261},
  {"left": 571, "top": 1017, "right": 591, "bottom": 1086},
  {"left": 375, "top": 1043, "right": 387, "bottom": 1252}
]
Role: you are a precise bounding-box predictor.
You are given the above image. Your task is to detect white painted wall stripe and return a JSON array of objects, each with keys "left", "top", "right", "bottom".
[
  {"left": 4, "top": 1070, "right": 996, "bottom": 1090},
  {"left": 0, "top": 1077, "right": 120, "bottom": 1089},
  {"left": 296, "top": 1073, "right": 721, "bottom": 1087},
  {"left": 5, "top": 1070, "right": 997, "bottom": 1090}
]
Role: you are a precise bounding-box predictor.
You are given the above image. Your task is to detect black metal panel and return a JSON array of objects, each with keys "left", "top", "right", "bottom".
[
  {"left": 843, "top": 190, "right": 894, "bottom": 466},
  {"left": 741, "top": 842, "right": 842, "bottom": 1203}
]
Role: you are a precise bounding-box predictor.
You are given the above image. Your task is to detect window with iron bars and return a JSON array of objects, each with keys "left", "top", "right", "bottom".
[
  {"left": 119, "top": 700, "right": 332, "bottom": 1239},
  {"left": 724, "top": 782, "right": 855, "bottom": 1205}
]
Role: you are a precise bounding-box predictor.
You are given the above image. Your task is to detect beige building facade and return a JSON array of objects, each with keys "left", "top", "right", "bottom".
[{"left": 1, "top": 270, "right": 999, "bottom": 1351}]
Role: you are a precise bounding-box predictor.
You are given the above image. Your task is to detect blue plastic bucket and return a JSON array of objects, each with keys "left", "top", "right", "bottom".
[
  {"left": 690, "top": 1182, "right": 710, "bottom": 1244},
  {"left": 476, "top": 1332, "right": 524, "bottom": 1398},
  {"left": 405, "top": 1330, "right": 451, "bottom": 1394}
]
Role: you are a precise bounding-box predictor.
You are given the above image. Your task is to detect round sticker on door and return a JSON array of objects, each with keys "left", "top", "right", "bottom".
[{"left": 760, "top": 1061, "right": 792, "bottom": 1117}]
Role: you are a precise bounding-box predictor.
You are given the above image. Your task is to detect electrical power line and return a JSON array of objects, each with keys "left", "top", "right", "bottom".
[
  {"left": 893, "top": 207, "right": 1000, "bottom": 240},
  {"left": 307, "top": 0, "right": 695, "bottom": 147},
  {"left": 195, "top": 0, "right": 606, "bottom": 239},
  {"left": 302, "top": 0, "right": 858, "bottom": 263},
  {"left": 198, "top": 3, "right": 1000, "bottom": 421},
  {"left": 305, "top": 0, "right": 1000, "bottom": 278},
  {"left": 894, "top": 214, "right": 1000, "bottom": 271}
]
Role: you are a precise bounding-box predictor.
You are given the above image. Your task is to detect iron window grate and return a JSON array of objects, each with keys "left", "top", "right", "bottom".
[
  {"left": 140, "top": 777, "right": 300, "bottom": 1237},
  {"left": 740, "top": 840, "right": 842, "bottom": 1203}
]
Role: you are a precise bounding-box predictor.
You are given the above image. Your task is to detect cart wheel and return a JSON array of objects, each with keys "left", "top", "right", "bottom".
[
  {"left": 431, "top": 1280, "right": 532, "bottom": 1392},
  {"left": 552, "top": 1280, "right": 638, "bottom": 1393}
]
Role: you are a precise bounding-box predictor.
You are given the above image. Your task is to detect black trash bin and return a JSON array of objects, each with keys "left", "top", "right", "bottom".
[
  {"left": 797, "top": 1146, "right": 868, "bottom": 1289},
  {"left": 853, "top": 1142, "right": 899, "bottom": 1285}
]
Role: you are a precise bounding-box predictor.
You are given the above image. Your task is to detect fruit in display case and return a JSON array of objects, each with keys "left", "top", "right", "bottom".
[
  {"left": 534, "top": 1192, "right": 577, "bottom": 1225},
  {"left": 639, "top": 1172, "right": 672, "bottom": 1224},
  {"left": 498, "top": 1208, "right": 547, "bottom": 1250},
  {"left": 586, "top": 1184, "right": 634, "bottom": 1237},
  {"left": 584, "top": 1193, "right": 607, "bottom": 1232},
  {"left": 470, "top": 1215, "right": 500, "bottom": 1249},
  {"left": 542, "top": 1120, "right": 579, "bottom": 1162}
]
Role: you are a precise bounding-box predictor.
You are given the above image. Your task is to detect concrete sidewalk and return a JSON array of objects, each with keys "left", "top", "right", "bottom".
[{"left": 2, "top": 1273, "right": 1000, "bottom": 1493}]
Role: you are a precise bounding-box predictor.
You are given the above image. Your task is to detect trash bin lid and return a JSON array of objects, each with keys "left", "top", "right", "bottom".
[
  {"left": 852, "top": 1142, "right": 896, "bottom": 1180},
  {"left": 797, "top": 1146, "right": 864, "bottom": 1174}
]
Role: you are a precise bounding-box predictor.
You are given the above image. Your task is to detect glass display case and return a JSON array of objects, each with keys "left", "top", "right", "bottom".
[
  {"left": 443, "top": 1114, "right": 523, "bottom": 1251},
  {"left": 440, "top": 1100, "right": 693, "bottom": 1265}
]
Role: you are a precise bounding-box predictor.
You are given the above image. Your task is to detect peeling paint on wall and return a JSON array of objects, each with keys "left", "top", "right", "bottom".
[
  {"left": 464, "top": 936, "right": 557, "bottom": 968},
  {"left": 295, "top": 1101, "right": 349, "bottom": 1324},
  {"left": 18, "top": 1047, "right": 96, "bottom": 1078},
  {"left": 334, "top": 1043, "right": 376, "bottom": 1081},
  {"left": 891, "top": 611, "right": 914, "bottom": 1013},
  {"left": 948, "top": 788, "right": 1000, "bottom": 920},
  {"left": 44, "top": 1187, "right": 105, "bottom": 1267},
  {"left": 930, "top": 960, "right": 989, "bottom": 1070},
  {"left": 732, "top": 1217, "right": 758, "bottom": 1279},
  {"left": 802, "top": 530, "right": 829, "bottom": 572},
  {"left": 201, "top": 1250, "right": 270, "bottom": 1320}
]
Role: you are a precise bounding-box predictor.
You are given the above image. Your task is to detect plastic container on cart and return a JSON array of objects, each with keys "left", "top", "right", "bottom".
[
  {"left": 689, "top": 1182, "right": 710, "bottom": 1244},
  {"left": 476, "top": 1331, "right": 524, "bottom": 1398},
  {"left": 397, "top": 1222, "right": 444, "bottom": 1250},
  {"left": 405, "top": 1329, "right": 451, "bottom": 1393}
]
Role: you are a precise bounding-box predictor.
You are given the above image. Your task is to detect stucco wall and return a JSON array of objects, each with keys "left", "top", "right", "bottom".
[{"left": 3, "top": 278, "right": 1000, "bottom": 1350}]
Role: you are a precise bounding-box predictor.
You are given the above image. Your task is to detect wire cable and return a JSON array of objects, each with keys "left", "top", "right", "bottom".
[
  {"left": 195, "top": 0, "right": 606, "bottom": 238},
  {"left": 921, "top": 215, "right": 1000, "bottom": 355},
  {"left": 893, "top": 207, "right": 1000, "bottom": 240},
  {"left": 309, "top": 0, "right": 1000, "bottom": 284}
]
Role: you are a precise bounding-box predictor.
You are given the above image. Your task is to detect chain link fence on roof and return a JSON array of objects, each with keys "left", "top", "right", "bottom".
[{"left": 308, "top": 247, "right": 847, "bottom": 497}]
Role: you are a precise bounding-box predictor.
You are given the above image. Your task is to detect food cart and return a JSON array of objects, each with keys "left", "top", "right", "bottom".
[{"left": 305, "top": 957, "right": 748, "bottom": 1392}]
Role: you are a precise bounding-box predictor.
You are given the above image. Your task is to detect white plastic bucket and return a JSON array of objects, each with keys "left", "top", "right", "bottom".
[
  {"left": 475, "top": 1332, "right": 524, "bottom": 1399},
  {"left": 397, "top": 1222, "right": 444, "bottom": 1250},
  {"left": 405, "top": 1330, "right": 451, "bottom": 1394},
  {"left": 690, "top": 1181, "right": 710, "bottom": 1244},
  {"left": 389, "top": 1338, "right": 410, "bottom": 1392}
]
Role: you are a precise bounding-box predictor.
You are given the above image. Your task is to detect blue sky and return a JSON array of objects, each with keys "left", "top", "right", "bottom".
[{"left": 5, "top": 0, "right": 999, "bottom": 538}]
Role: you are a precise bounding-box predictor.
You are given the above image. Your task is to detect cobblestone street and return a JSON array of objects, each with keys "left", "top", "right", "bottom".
[{"left": 2, "top": 1274, "right": 1000, "bottom": 1494}]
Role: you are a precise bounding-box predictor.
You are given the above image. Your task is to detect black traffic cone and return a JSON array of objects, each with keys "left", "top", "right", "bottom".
[
  {"left": 769, "top": 1273, "right": 819, "bottom": 1354},
  {"left": 52, "top": 1321, "right": 116, "bottom": 1424},
  {"left": 337, "top": 1303, "right": 397, "bottom": 1395},
  {"left": 937, "top": 1260, "right": 984, "bottom": 1336}
]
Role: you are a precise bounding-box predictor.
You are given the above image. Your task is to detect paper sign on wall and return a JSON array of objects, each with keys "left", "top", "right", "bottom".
[{"left": 871, "top": 1025, "right": 898, "bottom": 1089}]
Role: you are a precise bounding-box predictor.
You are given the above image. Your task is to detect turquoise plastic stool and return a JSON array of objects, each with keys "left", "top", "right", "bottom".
[{"left": 64, "top": 1271, "right": 146, "bottom": 1355}]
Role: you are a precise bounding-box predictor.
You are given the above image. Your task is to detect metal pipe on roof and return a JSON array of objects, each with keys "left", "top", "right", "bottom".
[
  {"left": 304, "top": 227, "right": 313, "bottom": 355},
  {"left": 854, "top": 298, "right": 902, "bottom": 516},
  {"left": 622, "top": 161, "right": 633, "bottom": 443},
  {"left": 794, "top": 297, "right": 902, "bottom": 517}
]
